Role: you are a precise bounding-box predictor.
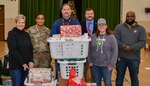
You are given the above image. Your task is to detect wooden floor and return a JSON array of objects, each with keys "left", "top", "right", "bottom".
[{"left": 0, "top": 41, "right": 150, "bottom": 86}]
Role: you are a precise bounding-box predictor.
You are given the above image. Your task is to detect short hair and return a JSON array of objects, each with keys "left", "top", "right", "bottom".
[
  {"left": 126, "top": 11, "right": 136, "bottom": 17},
  {"left": 35, "top": 12, "right": 45, "bottom": 19},
  {"left": 15, "top": 14, "right": 26, "bottom": 23},
  {"left": 61, "top": 3, "right": 71, "bottom": 10},
  {"left": 85, "top": 8, "right": 94, "bottom": 13}
]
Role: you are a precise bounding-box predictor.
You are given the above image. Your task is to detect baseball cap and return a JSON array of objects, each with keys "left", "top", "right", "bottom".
[{"left": 97, "top": 18, "right": 106, "bottom": 25}]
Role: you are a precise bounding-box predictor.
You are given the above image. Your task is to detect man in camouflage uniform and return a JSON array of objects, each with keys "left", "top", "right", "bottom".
[{"left": 26, "top": 13, "right": 51, "bottom": 68}]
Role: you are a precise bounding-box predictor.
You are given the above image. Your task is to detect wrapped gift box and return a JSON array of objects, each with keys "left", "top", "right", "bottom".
[
  {"left": 60, "top": 25, "right": 82, "bottom": 37},
  {"left": 1, "top": 76, "right": 12, "bottom": 86},
  {"left": 28, "top": 68, "right": 52, "bottom": 84}
]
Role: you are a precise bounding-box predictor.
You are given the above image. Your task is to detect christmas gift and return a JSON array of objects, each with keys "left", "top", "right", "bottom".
[
  {"left": 27, "top": 68, "right": 52, "bottom": 84},
  {"left": 60, "top": 25, "right": 82, "bottom": 37},
  {"left": 65, "top": 68, "right": 87, "bottom": 86}
]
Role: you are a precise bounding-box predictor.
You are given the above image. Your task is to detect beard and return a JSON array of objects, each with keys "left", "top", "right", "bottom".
[
  {"left": 126, "top": 19, "right": 135, "bottom": 25},
  {"left": 87, "top": 16, "right": 94, "bottom": 21}
]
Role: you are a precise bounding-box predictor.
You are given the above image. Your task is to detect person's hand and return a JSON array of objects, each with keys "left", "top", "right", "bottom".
[
  {"left": 29, "top": 62, "right": 34, "bottom": 69},
  {"left": 22, "top": 64, "right": 29, "bottom": 71},
  {"left": 123, "top": 45, "right": 132, "bottom": 53},
  {"left": 89, "top": 63, "right": 93, "bottom": 67},
  {"left": 106, "top": 65, "right": 113, "bottom": 71}
]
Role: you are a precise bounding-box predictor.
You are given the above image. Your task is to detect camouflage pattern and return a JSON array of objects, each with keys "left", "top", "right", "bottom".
[
  {"left": 26, "top": 25, "right": 51, "bottom": 68},
  {"left": 33, "top": 52, "right": 50, "bottom": 68}
]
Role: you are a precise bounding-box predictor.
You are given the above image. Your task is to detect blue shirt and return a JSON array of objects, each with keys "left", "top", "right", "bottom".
[
  {"left": 86, "top": 20, "right": 94, "bottom": 35},
  {"left": 50, "top": 18, "right": 80, "bottom": 36}
]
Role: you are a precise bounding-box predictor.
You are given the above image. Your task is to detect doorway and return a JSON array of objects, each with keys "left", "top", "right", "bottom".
[{"left": 0, "top": 5, "right": 4, "bottom": 41}]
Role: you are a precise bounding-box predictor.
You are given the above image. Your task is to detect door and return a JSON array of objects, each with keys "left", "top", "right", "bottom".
[{"left": 0, "top": 5, "right": 4, "bottom": 41}]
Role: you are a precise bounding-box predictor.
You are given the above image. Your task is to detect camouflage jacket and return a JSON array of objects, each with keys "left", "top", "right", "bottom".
[{"left": 26, "top": 25, "right": 50, "bottom": 53}]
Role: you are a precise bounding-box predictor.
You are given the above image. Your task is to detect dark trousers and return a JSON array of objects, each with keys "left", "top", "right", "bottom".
[
  {"left": 55, "top": 59, "right": 60, "bottom": 80},
  {"left": 116, "top": 57, "right": 140, "bottom": 86},
  {"left": 10, "top": 69, "right": 28, "bottom": 86}
]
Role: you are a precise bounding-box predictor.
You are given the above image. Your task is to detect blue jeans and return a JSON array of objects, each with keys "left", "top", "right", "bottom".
[
  {"left": 116, "top": 57, "right": 140, "bottom": 86},
  {"left": 92, "top": 65, "right": 112, "bottom": 86},
  {"left": 10, "top": 69, "right": 28, "bottom": 86},
  {"left": 55, "top": 59, "right": 60, "bottom": 80}
]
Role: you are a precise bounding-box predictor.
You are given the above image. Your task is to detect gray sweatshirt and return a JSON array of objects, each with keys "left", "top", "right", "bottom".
[
  {"left": 114, "top": 23, "right": 146, "bottom": 60},
  {"left": 87, "top": 34, "right": 118, "bottom": 68}
]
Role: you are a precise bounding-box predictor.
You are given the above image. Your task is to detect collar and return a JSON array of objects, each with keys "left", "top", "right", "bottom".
[
  {"left": 13, "top": 27, "right": 24, "bottom": 32},
  {"left": 86, "top": 20, "right": 94, "bottom": 24},
  {"left": 35, "top": 25, "right": 44, "bottom": 29},
  {"left": 124, "top": 22, "right": 138, "bottom": 29},
  {"left": 62, "top": 18, "right": 71, "bottom": 25},
  {"left": 62, "top": 17, "right": 71, "bottom": 21}
]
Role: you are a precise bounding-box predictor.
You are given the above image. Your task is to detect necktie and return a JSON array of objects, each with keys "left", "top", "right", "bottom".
[
  {"left": 87, "top": 22, "right": 91, "bottom": 36},
  {"left": 66, "top": 21, "right": 68, "bottom": 25}
]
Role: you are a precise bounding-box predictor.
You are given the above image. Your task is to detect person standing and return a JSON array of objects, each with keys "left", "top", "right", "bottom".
[
  {"left": 80, "top": 8, "right": 97, "bottom": 82},
  {"left": 114, "top": 11, "right": 146, "bottom": 86},
  {"left": 7, "top": 14, "right": 33, "bottom": 86},
  {"left": 88, "top": 18, "right": 118, "bottom": 86},
  {"left": 26, "top": 13, "right": 51, "bottom": 68},
  {"left": 80, "top": 8, "right": 97, "bottom": 36},
  {"left": 50, "top": 3, "right": 80, "bottom": 80}
]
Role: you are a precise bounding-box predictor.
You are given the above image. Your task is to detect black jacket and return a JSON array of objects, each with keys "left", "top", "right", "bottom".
[
  {"left": 7, "top": 27, "right": 33, "bottom": 70},
  {"left": 80, "top": 20, "right": 97, "bottom": 35}
]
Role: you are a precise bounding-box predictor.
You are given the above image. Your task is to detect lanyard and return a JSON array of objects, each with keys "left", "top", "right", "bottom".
[
  {"left": 62, "top": 18, "right": 71, "bottom": 25},
  {"left": 96, "top": 35, "right": 106, "bottom": 53}
]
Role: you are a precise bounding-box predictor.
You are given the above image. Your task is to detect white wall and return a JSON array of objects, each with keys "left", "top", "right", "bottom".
[
  {"left": 0, "top": 0, "right": 19, "bottom": 40},
  {"left": 121, "top": 0, "right": 150, "bottom": 32}
]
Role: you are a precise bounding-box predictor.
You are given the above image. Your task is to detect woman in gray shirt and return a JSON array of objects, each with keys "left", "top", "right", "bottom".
[{"left": 87, "top": 18, "right": 118, "bottom": 86}]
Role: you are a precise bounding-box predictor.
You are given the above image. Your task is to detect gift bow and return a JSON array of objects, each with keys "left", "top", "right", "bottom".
[{"left": 65, "top": 68, "right": 87, "bottom": 86}]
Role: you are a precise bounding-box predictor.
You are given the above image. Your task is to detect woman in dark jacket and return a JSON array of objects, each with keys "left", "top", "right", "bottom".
[{"left": 7, "top": 14, "right": 33, "bottom": 86}]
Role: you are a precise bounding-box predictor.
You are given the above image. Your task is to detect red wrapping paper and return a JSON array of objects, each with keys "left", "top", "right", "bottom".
[
  {"left": 60, "top": 25, "right": 82, "bottom": 37},
  {"left": 65, "top": 68, "right": 87, "bottom": 86}
]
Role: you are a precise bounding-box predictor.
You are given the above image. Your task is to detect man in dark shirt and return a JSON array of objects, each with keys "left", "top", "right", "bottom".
[
  {"left": 50, "top": 4, "right": 80, "bottom": 36},
  {"left": 114, "top": 11, "right": 146, "bottom": 86},
  {"left": 80, "top": 8, "right": 97, "bottom": 82},
  {"left": 80, "top": 8, "right": 97, "bottom": 36},
  {"left": 50, "top": 3, "right": 80, "bottom": 80}
]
